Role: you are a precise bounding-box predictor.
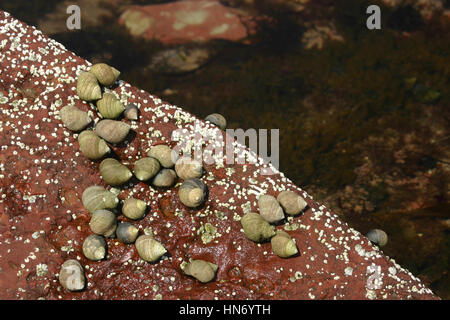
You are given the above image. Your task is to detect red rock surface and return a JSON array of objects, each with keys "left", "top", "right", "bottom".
[{"left": 0, "top": 10, "right": 438, "bottom": 300}]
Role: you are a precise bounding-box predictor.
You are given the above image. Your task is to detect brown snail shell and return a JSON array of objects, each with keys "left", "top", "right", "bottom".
[
  {"left": 95, "top": 119, "right": 130, "bottom": 144},
  {"left": 366, "top": 229, "right": 388, "bottom": 247},
  {"left": 135, "top": 235, "right": 167, "bottom": 262},
  {"left": 89, "top": 63, "right": 120, "bottom": 86},
  {"left": 82, "top": 185, "right": 119, "bottom": 214},
  {"left": 96, "top": 93, "right": 125, "bottom": 119},
  {"left": 241, "top": 212, "right": 276, "bottom": 242},
  {"left": 271, "top": 230, "right": 298, "bottom": 258},
  {"left": 258, "top": 194, "right": 285, "bottom": 223},
  {"left": 175, "top": 157, "right": 203, "bottom": 180},
  {"left": 183, "top": 259, "right": 218, "bottom": 283},
  {"left": 99, "top": 158, "right": 133, "bottom": 186},
  {"left": 78, "top": 130, "right": 110, "bottom": 160},
  {"left": 147, "top": 144, "right": 175, "bottom": 168},
  {"left": 179, "top": 178, "right": 207, "bottom": 208},
  {"left": 77, "top": 71, "right": 102, "bottom": 101},
  {"left": 82, "top": 234, "right": 107, "bottom": 261},
  {"left": 122, "top": 198, "right": 147, "bottom": 220},
  {"left": 205, "top": 113, "right": 227, "bottom": 130},
  {"left": 152, "top": 169, "right": 177, "bottom": 188},
  {"left": 59, "top": 259, "right": 85, "bottom": 291},
  {"left": 89, "top": 209, "right": 117, "bottom": 238},
  {"left": 59, "top": 105, "right": 91, "bottom": 131},
  {"left": 277, "top": 190, "right": 307, "bottom": 216},
  {"left": 116, "top": 222, "right": 139, "bottom": 244},
  {"left": 133, "top": 157, "right": 160, "bottom": 181},
  {"left": 124, "top": 103, "right": 139, "bottom": 121}
]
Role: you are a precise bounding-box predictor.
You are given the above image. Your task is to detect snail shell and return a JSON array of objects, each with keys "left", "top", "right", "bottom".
[
  {"left": 89, "top": 63, "right": 120, "bottom": 86},
  {"left": 241, "top": 212, "right": 276, "bottom": 242},
  {"left": 59, "top": 105, "right": 91, "bottom": 131},
  {"left": 95, "top": 119, "right": 130, "bottom": 144},
  {"left": 133, "top": 157, "right": 160, "bottom": 181},
  {"left": 179, "top": 178, "right": 207, "bottom": 208},
  {"left": 183, "top": 259, "right": 218, "bottom": 283},
  {"left": 152, "top": 168, "right": 177, "bottom": 188},
  {"left": 78, "top": 130, "right": 110, "bottom": 160},
  {"left": 122, "top": 198, "right": 147, "bottom": 220},
  {"left": 89, "top": 209, "right": 117, "bottom": 238},
  {"left": 147, "top": 144, "right": 175, "bottom": 168},
  {"left": 205, "top": 113, "right": 227, "bottom": 130},
  {"left": 175, "top": 157, "right": 203, "bottom": 180},
  {"left": 99, "top": 158, "right": 133, "bottom": 186},
  {"left": 271, "top": 230, "right": 298, "bottom": 258},
  {"left": 277, "top": 190, "right": 307, "bottom": 216},
  {"left": 82, "top": 185, "right": 119, "bottom": 213},
  {"left": 135, "top": 235, "right": 167, "bottom": 262},
  {"left": 77, "top": 71, "right": 102, "bottom": 101},
  {"left": 366, "top": 229, "right": 388, "bottom": 247},
  {"left": 116, "top": 222, "right": 139, "bottom": 244},
  {"left": 82, "top": 234, "right": 107, "bottom": 261},
  {"left": 258, "top": 194, "right": 285, "bottom": 223},
  {"left": 124, "top": 103, "right": 139, "bottom": 121},
  {"left": 59, "top": 259, "right": 85, "bottom": 291},
  {"left": 96, "top": 93, "right": 125, "bottom": 119}
]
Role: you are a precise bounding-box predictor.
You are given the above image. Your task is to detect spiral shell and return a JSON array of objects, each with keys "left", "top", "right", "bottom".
[
  {"left": 277, "top": 190, "right": 307, "bottom": 216},
  {"left": 82, "top": 234, "right": 107, "bottom": 261},
  {"left": 152, "top": 169, "right": 177, "bottom": 188},
  {"left": 77, "top": 71, "right": 102, "bottom": 101},
  {"left": 366, "top": 229, "right": 388, "bottom": 247},
  {"left": 116, "top": 222, "right": 139, "bottom": 244},
  {"left": 99, "top": 158, "right": 133, "bottom": 186},
  {"left": 135, "top": 235, "right": 167, "bottom": 262},
  {"left": 205, "top": 113, "right": 227, "bottom": 130},
  {"left": 124, "top": 103, "right": 139, "bottom": 121},
  {"left": 82, "top": 185, "right": 119, "bottom": 213},
  {"left": 133, "top": 157, "right": 160, "bottom": 181},
  {"left": 78, "top": 130, "right": 110, "bottom": 160},
  {"left": 175, "top": 157, "right": 203, "bottom": 180},
  {"left": 122, "top": 198, "right": 147, "bottom": 220},
  {"left": 96, "top": 93, "right": 125, "bottom": 119},
  {"left": 59, "top": 259, "right": 85, "bottom": 291},
  {"left": 258, "top": 194, "right": 285, "bottom": 223},
  {"left": 271, "top": 231, "right": 298, "bottom": 258},
  {"left": 95, "top": 120, "right": 130, "bottom": 144},
  {"left": 147, "top": 144, "right": 175, "bottom": 168},
  {"left": 89, "top": 63, "right": 120, "bottom": 86},
  {"left": 183, "top": 259, "right": 218, "bottom": 283},
  {"left": 179, "top": 178, "right": 207, "bottom": 208},
  {"left": 89, "top": 209, "right": 117, "bottom": 238},
  {"left": 241, "top": 212, "right": 275, "bottom": 242},
  {"left": 59, "top": 105, "right": 91, "bottom": 131}
]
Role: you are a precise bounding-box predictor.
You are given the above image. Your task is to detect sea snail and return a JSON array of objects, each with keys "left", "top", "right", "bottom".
[
  {"left": 96, "top": 93, "right": 125, "bottom": 119},
  {"left": 116, "top": 222, "right": 139, "bottom": 244},
  {"left": 277, "top": 190, "right": 307, "bottom": 216},
  {"left": 77, "top": 71, "right": 102, "bottom": 101},
  {"left": 241, "top": 212, "right": 276, "bottom": 242},
  {"left": 95, "top": 119, "right": 130, "bottom": 144},
  {"left": 99, "top": 158, "right": 133, "bottom": 186},
  {"left": 271, "top": 231, "right": 298, "bottom": 258},
  {"left": 152, "top": 169, "right": 177, "bottom": 188},
  {"left": 183, "top": 259, "right": 218, "bottom": 283},
  {"left": 89, "top": 209, "right": 117, "bottom": 238},
  {"left": 59, "top": 259, "right": 85, "bottom": 291},
  {"left": 82, "top": 234, "right": 107, "bottom": 261},
  {"left": 258, "top": 194, "right": 285, "bottom": 224},
  {"left": 89, "top": 63, "right": 120, "bottom": 87},
  {"left": 122, "top": 198, "right": 147, "bottom": 220},
  {"left": 133, "top": 157, "right": 160, "bottom": 181},
  {"left": 179, "top": 178, "right": 207, "bottom": 208},
  {"left": 82, "top": 185, "right": 118, "bottom": 214},
  {"left": 78, "top": 130, "right": 110, "bottom": 160},
  {"left": 175, "top": 157, "right": 203, "bottom": 180},
  {"left": 366, "top": 229, "right": 388, "bottom": 247},
  {"left": 147, "top": 144, "right": 175, "bottom": 168},
  {"left": 59, "top": 105, "right": 91, "bottom": 131},
  {"left": 205, "top": 113, "right": 227, "bottom": 130},
  {"left": 135, "top": 235, "right": 167, "bottom": 262},
  {"left": 124, "top": 103, "right": 139, "bottom": 121}
]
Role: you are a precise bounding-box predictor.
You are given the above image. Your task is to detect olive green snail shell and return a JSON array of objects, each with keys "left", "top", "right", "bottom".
[
  {"left": 366, "top": 229, "right": 388, "bottom": 247},
  {"left": 152, "top": 169, "right": 177, "bottom": 188},
  {"left": 89, "top": 209, "right": 117, "bottom": 238},
  {"left": 174, "top": 157, "right": 203, "bottom": 180},
  {"left": 59, "top": 259, "right": 85, "bottom": 292},
  {"left": 271, "top": 230, "right": 298, "bottom": 258},
  {"left": 89, "top": 63, "right": 120, "bottom": 86},
  {"left": 205, "top": 113, "right": 227, "bottom": 130},
  {"left": 277, "top": 190, "right": 307, "bottom": 216},
  {"left": 258, "top": 194, "right": 285, "bottom": 224},
  {"left": 183, "top": 259, "right": 218, "bottom": 283},
  {"left": 82, "top": 234, "right": 107, "bottom": 261},
  {"left": 147, "top": 144, "right": 175, "bottom": 168},
  {"left": 95, "top": 119, "right": 130, "bottom": 144},
  {"left": 59, "top": 105, "right": 91, "bottom": 132},
  {"left": 77, "top": 71, "right": 102, "bottom": 101},
  {"left": 122, "top": 198, "right": 147, "bottom": 220},
  {"left": 99, "top": 158, "right": 133, "bottom": 186},
  {"left": 241, "top": 212, "right": 275, "bottom": 242},
  {"left": 78, "top": 130, "right": 110, "bottom": 160},
  {"left": 96, "top": 93, "right": 125, "bottom": 119},
  {"left": 82, "top": 185, "right": 119, "bottom": 214},
  {"left": 116, "top": 222, "right": 139, "bottom": 244},
  {"left": 135, "top": 235, "right": 167, "bottom": 262},
  {"left": 133, "top": 157, "right": 160, "bottom": 181},
  {"left": 179, "top": 178, "right": 207, "bottom": 208}
]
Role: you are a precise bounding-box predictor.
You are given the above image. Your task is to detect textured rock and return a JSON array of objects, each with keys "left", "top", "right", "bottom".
[{"left": 0, "top": 10, "right": 438, "bottom": 300}]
